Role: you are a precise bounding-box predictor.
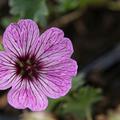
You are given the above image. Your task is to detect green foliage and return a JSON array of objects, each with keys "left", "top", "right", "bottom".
[
  {"left": 58, "top": 0, "right": 108, "bottom": 13},
  {"left": 58, "top": 0, "right": 80, "bottom": 12},
  {"left": 72, "top": 73, "right": 85, "bottom": 91},
  {"left": 61, "top": 87, "right": 101, "bottom": 119},
  {"left": 1, "top": 16, "right": 19, "bottom": 28},
  {"left": 9, "top": 0, "right": 48, "bottom": 26},
  {"left": 6, "top": 0, "right": 119, "bottom": 28},
  {"left": 47, "top": 74, "right": 101, "bottom": 119}
]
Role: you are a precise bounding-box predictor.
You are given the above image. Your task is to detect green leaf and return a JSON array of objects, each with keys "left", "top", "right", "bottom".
[
  {"left": 58, "top": 0, "right": 108, "bottom": 13},
  {"left": 9, "top": 0, "right": 49, "bottom": 27},
  {"left": 72, "top": 73, "right": 85, "bottom": 91},
  {"left": 47, "top": 97, "right": 66, "bottom": 112},
  {"left": 60, "top": 87, "right": 101, "bottom": 119},
  {"left": 1, "top": 16, "right": 19, "bottom": 28},
  {"left": 58, "top": 0, "right": 80, "bottom": 12}
]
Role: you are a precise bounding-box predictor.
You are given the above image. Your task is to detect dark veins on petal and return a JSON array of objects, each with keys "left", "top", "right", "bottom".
[{"left": 15, "top": 54, "right": 42, "bottom": 80}]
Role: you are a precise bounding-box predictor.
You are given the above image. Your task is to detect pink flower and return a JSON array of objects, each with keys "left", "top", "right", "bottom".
[{"left": 0, "top": 19, "right": 77, "bottom": 111}]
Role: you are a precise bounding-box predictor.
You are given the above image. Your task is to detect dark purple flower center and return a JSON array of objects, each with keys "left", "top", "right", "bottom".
[{"left": 15, "top": 55, "right": 41, "bottom": 80}]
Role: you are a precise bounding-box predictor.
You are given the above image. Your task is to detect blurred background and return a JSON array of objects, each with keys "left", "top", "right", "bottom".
[{"left": 0, "top": 0, "right": 120, "bottom": 120}]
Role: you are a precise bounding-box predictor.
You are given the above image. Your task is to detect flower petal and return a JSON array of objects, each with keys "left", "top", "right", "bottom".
[
  {"left": 36, "top": 74, "right": 72, "bottom": 99},
  {"left": 42, "top": 59, "right": 77, "bottom": 77},
  {"left": 0, "top": 52, "right": 16, "bottom": 90},
  {"left": 33, "top": 27, "right": 73, "bottom": 59},
  {"left": 3, "top": 19, "right": 40, "bottom": 56},
  {"left": 8, "top": 79, "right": 48, "bottom": 111},
  {"left": 38, "top": 59, "right": 77, "bottom": 98},
  {"left": 0, "top": 72, "right": 16, "bottom": 90}
]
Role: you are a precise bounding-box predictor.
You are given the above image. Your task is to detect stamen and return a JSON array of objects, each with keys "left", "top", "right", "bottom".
[{"left": 15, "top": 54, "right": 41, "bottom": 80}]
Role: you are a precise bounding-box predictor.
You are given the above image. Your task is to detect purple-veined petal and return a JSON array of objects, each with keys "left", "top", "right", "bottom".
[
  {"left": 33, "top": 27, "right": 73, "bottom": 59},
  {"left": 41, "top": 59, "right": 77, "bottom": 77},
  {"left": 37, "top": 59, "right": 77, "bottom": 98},
  {"left": 0, "top": 51, "right": 16, "bottom": 90},
  {"left": 0, "top": 71, "right": 16, "bottom": 90},
  {"left": 37, "top": 38, "right": 74, "bottom": 63},
  {"left": 3, "top": 19, "right": 40, "bottom": 56},
  {"left": 0, "top": 51, "right": 16, "bottom": 65},
  {"left": 36, "top": 74, "right": 72, "bottom": 99},
  {"left": 8, "top": 79, "right": 48, "bottom": 111}
]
